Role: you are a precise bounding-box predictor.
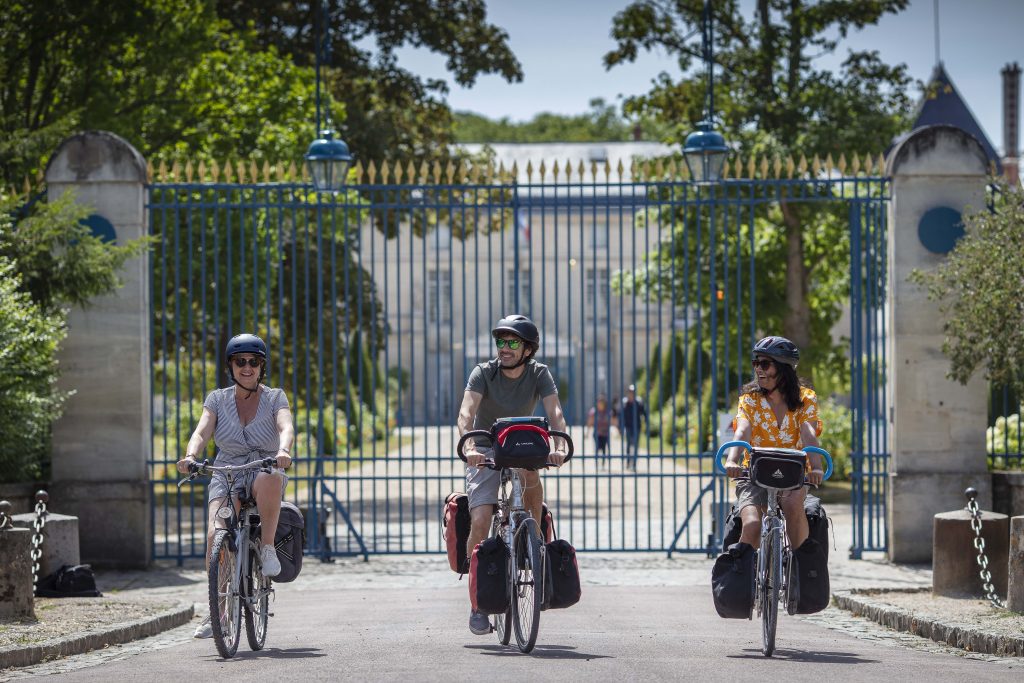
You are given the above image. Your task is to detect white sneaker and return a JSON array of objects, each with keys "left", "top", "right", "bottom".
[
  {"left": 193, "top": 616, "right": 213, "bottom": 638},
  {"left": 260, "top": 544, "right": 281, "bottom": 578}
]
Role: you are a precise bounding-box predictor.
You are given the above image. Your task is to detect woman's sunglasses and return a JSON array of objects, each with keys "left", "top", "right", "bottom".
[
  {"left": 232, "top": 357, "right": 263, "bottom": 368},
  {"left": 751, "top": 358, "right": 774, "bottom": 372},
  {"left": 495, "top": 338, "right": 522, "bottom": 350}
]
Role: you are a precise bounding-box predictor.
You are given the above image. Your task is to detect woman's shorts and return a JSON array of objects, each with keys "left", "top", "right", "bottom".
[
  {"left": 207, "top": 465, "right": 288, "bottom": 502},
  {"left": 734, "top": 480, "right": 807, "bottom": 510}
]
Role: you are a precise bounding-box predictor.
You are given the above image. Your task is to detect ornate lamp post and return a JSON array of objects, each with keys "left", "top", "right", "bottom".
[
  {"left": 305, "top": 1, "right": 353, "bottom": 193},
  {"left": 683, "top": 0, "right": 729, "bottom": 183}
]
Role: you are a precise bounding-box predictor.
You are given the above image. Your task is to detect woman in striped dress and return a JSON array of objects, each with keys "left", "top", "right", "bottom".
[{"left": 177, "top": 334, "right": 294, "bottom": 638}]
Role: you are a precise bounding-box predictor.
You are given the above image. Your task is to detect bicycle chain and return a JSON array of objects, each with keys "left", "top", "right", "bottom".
[{"left": 965, "top": 489, "right": 1005, "bottom": 609}]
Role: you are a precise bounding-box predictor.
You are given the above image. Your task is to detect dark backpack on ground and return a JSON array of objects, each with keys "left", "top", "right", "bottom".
[
  {"left": 36, "top": 564, "right": 102, "bottom": 598},
  {"left": 469, "top": 536, "right": 510, "bottom": 615},
  {"left": 711, "top": 542, "right": 755, "bottom": 619},
  {"left": 443, "top": 492, "right": 471, "bottom": 573},
  {"left": 272, "top": 501, "right": 305, "bottom": 583},
  {"left": 542, "top": 539, "right": 581, "bottom": 610}
]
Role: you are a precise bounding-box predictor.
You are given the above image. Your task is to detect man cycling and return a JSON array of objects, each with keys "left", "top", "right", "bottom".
[
  {"left": 457, "top": 314, "right": 569, "bottom": 635},
  {"left": 724, "top": 336, "right": 824, "bottom": 550}
]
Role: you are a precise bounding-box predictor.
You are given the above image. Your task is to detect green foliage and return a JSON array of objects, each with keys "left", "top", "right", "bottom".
[
  {"left": 910, "top": 185, "right": 1024, "bottom": 396},
  {"left": 453, "top": 99, "right": 669, "bottom": 143},
  {"left": 817, "top": 396, "right": 853, "bottom": 481},
  {"left": 0, "top": 254, "right": 66, "bottom": 482},
  {"left": 987, "top": 405, "right": 1023, "bottom": 470}
]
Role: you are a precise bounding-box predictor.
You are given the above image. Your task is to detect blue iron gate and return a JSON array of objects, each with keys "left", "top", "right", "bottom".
[{"left": 147, "top": 163, "right": 889, "bottom": 561}]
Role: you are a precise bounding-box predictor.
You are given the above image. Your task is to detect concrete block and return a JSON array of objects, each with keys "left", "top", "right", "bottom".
[
  {"left": 0, "top": 528, "right": 35, "bottom": 620},
  {"left": 933, "top": 509, "right": 1009, "bottom": 598},
  {"left": 1010, "top": 516, "right": 1024, "bottom": 613},
  {"left": 10, "top": 513, "right": 81, "bottom": 578},
  {"left": 49, "top": 480, "right": 151, "bottom": 569},
  {"left": 888, "top": 472, "right": 992, "bottom": 563}
]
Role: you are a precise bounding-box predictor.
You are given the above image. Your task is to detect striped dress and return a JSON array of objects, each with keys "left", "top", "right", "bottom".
[{"left": 203, "top": 385, "right": 290, "bottom": 499}]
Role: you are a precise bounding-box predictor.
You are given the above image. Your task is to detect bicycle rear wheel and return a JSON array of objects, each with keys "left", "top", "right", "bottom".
[
  {"left": 209, "top": 530, "right": 242, "bottom": 658},
  {"left": 244, "top": 542, "right": 270, "bottom": 651},
  {"left": 760, "top": 529, "right": 780, "bottom": 657},
  {"left": 511, "top": 518, "right": 543, "bottom": 653}
]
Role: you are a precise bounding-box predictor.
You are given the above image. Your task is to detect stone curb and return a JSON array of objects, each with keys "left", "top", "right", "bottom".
[
  {"left": 832, "top": 588, "right": 1024, "bottom": 657},
  {"left": 0, "top": 602, "right": 194, "bottom": 669}
]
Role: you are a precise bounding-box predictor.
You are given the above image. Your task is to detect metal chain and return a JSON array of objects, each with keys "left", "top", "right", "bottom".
[
  {"left": 30, "top": 491, "right": 48, "bottom": 594},
  {"left": 0, "top": 500, "right": 13, "bottom": 530},
  {"left": 965, "top": 490, "right": 1006, "bottom": 609}
]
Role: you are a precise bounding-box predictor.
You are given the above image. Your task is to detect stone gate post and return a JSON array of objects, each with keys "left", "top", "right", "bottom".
[
  {"left": 886, "top": 124, "right": 991, "bottom": 563},
  {"left": 44, "top": 131, "right": 150, "bottom": 568}
]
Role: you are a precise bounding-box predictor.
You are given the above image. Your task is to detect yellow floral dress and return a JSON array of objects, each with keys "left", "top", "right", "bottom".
[{"left": 734, "top": 386, "right": 822, "bottom": 469}]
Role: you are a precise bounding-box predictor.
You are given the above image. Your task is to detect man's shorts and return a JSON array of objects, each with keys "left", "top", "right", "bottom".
[
  {"left": 466, "top": 447, "right": 500, "bottom": 510},
  {"left": 595, "top": 435, "right": 610, "bottom": 453},
  {"left": 734, "top": 480, "right": 807, "bottom": 510}
]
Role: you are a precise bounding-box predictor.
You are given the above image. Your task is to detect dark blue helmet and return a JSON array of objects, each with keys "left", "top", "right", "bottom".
[
  {"left": 225, "top": 333, "right": 267, "bottom": 359},
  {"left": 752, "top": 336, "right": 799, "bottom": 367}
]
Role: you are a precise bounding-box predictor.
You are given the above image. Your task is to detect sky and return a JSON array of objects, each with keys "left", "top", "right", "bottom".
[{"left": 396, "top": 0, "right": 1024, "bottom": 154}]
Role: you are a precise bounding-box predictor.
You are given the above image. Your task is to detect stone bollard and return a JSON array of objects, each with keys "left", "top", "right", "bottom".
[
  {"left": 0, "top": 500, "right": 35, "bottom": 620},
  {"left": 1010, "top": 516, "right": 1024, "bottom": 612},
  {"left": 11, "top": 512, "right": 81, "bottom": 579},
  {"left": 933, "top": 506, "right": 1009, "bottom": 599}
]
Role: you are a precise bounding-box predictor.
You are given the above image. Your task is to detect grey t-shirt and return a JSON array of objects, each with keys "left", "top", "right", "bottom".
[{"left": 466, "top": 359, "right": 558, "bottom": 440}]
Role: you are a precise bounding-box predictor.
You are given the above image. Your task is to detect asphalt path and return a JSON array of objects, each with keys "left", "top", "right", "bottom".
[{"left": 35, "top": 583, "right": 1020, "bottom": 682}]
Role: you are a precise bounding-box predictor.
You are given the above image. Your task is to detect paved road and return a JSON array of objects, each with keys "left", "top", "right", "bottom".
[{"left": 15, "top": 583, "right": 1021, "bottom": 682}]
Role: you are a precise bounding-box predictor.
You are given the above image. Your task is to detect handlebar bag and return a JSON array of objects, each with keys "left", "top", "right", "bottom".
[
  {"left": 491, "top": 417, "right": 551, "bottom": 470},
  {"left": 711, "top": 542, "right": 756, "bottom": 618},
  {"left": 469, "top": 536, "right": 510, "bottom": 615},
  {"left": 272, "top": 501, "right": 306, "bottom": 583},
  {"left": 442, "top": 492, "right": 471, "bottom": 574},
  {"left": 749, "top": 448, "right": 806, "bottom": 490},
  {"left": 541, "top": 539, "right": 581, "bottom": 610}
]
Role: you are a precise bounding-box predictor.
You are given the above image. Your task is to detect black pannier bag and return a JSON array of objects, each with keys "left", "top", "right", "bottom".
[
  {"left": 272, "top": 501, "right": 306, "bottom": 583},
  {"left": 711, "top": 542, "right": 755, "bottom": 618},
  {"left": 491, "top": 417, "right": 551, "bottom": 470},
  {"left": 749, "top": 448, "right": 807, "bottom": 490},
  {"left": 790, "top": 537, "right": 830, "bottom": 614},
  {"left": 542, "top": 539, "right": 581, "bottom": 610},
  {"left": 470, "top": 536, "right": 510, "bottom": 615},
  {"left": 36, "top": 564, "right": 103, "bottom": 598},
  {"left": 443, "top": 492, "right": 471, "bottom": 573}
]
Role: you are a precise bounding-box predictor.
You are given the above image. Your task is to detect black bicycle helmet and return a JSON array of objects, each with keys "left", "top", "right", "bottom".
[
  {"left": 491, "top": 314, "right": 540, "bottom": 346},
  {"left": 752, "top": 335, "right": 799, "bottom": 367},
  {"left": 225, "top": 333, "right": 267, "bottom": 359}
]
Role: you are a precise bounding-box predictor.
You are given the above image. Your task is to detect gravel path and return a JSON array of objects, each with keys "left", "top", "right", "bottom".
[{"left": 0, "top": 598, "right": 177, "bottom": 649}]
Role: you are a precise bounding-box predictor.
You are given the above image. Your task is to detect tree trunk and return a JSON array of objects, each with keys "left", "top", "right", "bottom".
[{"left": 780, "top": 201, "right": 810, "bottom": 352}]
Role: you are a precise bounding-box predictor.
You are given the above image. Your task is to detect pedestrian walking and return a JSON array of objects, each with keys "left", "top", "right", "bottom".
[
  {"left": 620, "top": 384, "right": 647, "bottom": 471},
  {"left": 585, "top": 393, "right": 618, "bottom": 469}
]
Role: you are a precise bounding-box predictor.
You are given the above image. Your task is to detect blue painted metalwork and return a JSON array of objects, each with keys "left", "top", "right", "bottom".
[
  {"left": 147, "top": 173, "right": 890, "bottom": 561},
  {"left": 917, "top": 206, "right": 963, "bottom": 254}
]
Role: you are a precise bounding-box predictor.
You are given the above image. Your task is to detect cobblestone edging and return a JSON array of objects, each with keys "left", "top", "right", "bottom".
[
  {"left": 832, "top": 589, "right": 1024, "bottom": 658},
  {"left": 0, "top": 603, "right": 194, "bottom": 669}
]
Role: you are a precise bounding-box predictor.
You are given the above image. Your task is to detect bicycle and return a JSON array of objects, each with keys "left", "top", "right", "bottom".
[
  {"left": 457, "top": 417, "right": 574, "bottom": 654},
  {"left": 714, "top": 441, "right": 833, "bottom": 657},
  {"left": 178, "top": 457, "right": 278, "bottom": 659}
]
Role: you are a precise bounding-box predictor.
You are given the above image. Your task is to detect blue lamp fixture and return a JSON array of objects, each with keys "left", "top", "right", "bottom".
[
  {"left": 683, "top": 0, "right": 729, "bottom": 183},
  {"left": 305, "top": 0, "right": 353, "bottom": 193}
]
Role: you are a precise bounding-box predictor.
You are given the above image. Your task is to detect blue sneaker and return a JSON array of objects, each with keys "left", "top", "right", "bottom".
[{"left": 469, "top": 610, "right": 490, "bottom": 635}]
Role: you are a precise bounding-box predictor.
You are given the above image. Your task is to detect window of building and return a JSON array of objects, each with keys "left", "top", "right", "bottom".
[
  {"left": 586, "top": 267, "right": 609, "bottom": 319},
  {"left": 427, "top": 269, "right": 452, "bottom": 323},
  {"left": 507, "top": 269, "right": 532, "bottom": 315}
]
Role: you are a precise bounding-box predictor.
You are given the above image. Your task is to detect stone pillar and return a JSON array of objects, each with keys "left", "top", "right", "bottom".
[
  {"left": 885, "top": 125, "right": 991, "bottom": 563},
  {"left": 0, "top": 528, "right": 35, "bottom": 619},
  {"left": 1010, "top": 516, "right": 1024, "bottom": 613},
  {"left": 45, "top": 131, "right": 150, "bottom": 568}
]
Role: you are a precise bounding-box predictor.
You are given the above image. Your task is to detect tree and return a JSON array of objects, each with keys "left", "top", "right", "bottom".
[
  {"left": 214, "top": 0, "right": 524, "bottom": 161},
  {"left": 910, "top": 185, "right": 1024, "bottom": 395},
  {"left": 605, "top": 0, "right": 914, "bottom": 372}
]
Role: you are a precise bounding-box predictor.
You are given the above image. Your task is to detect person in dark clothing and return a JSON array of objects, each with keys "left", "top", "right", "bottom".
[{"left": 620, "top": 384, "right": 647, "bottom": 471}]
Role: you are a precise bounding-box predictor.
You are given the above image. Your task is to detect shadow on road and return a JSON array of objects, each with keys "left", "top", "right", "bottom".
[
  {"left": 729, "top": 648, "right": 878, "bottom": 664},
  {"left": 203, "top": 647, "right": 327, "bottom": 662},
  {"left": 465, "top": 644, "right": 612, "bottom": 660}
]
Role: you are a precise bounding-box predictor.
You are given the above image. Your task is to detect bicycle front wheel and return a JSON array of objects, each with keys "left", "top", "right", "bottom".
[
  {"left": 760, "top": 530, "right": 780, "bottom": 657},
  {"left": 209, "top": 529, "right": 242, "bottom": 658},
  {"left": 511, "top": 518, "right": 543, "bottom": 653},
  {"left": 244, "top": 542, "right": 270, "bottom": 651}
]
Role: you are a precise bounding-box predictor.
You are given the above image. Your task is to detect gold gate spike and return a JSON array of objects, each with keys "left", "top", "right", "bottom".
[{"left": 837, "top": 153, "right": 847, "bottom": 175}]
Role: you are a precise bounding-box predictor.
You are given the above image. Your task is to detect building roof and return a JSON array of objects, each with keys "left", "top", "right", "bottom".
[{"left": 897, "top": 63, "right": 1001, "bottom": 172}]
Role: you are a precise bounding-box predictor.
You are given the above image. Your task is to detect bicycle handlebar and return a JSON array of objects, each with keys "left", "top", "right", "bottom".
[
  {"left": 176, "top": 457, "right": 276, "bottom": 488},
  {"left": 714, "top": 440, "right": 834, "bottom": 481},
  {"left": 456, "top": 428, "right": 575, "bottom": 468}
]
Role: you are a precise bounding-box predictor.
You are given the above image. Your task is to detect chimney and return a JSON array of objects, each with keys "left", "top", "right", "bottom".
[{"left": 1003, "top": 62, "right": 1021, "bottom": 186}]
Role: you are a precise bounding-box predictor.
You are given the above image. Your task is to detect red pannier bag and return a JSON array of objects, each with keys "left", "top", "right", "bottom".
[{"left": 442, "top": 492, "right": 471, "bottom": 573}]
